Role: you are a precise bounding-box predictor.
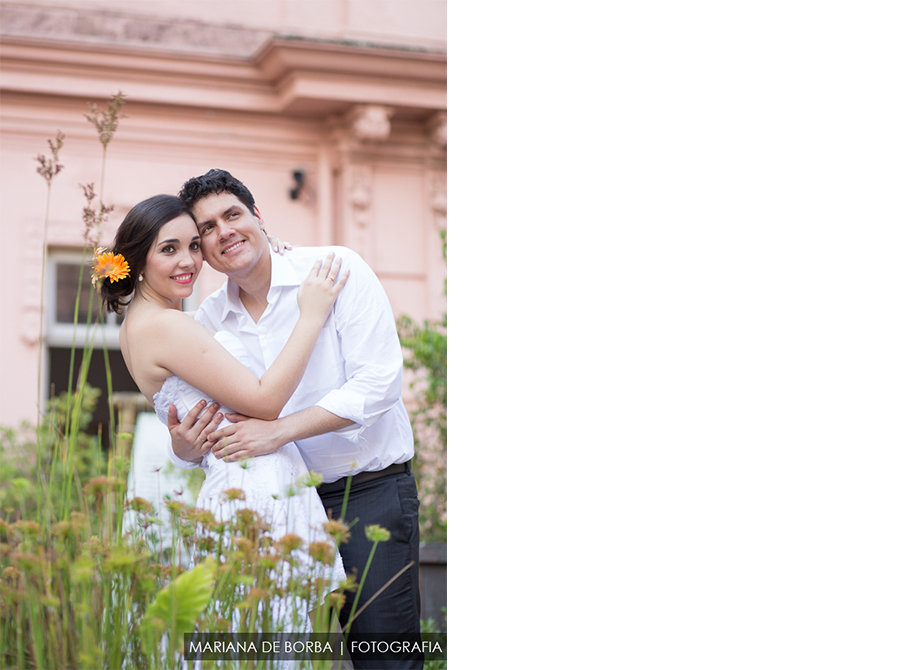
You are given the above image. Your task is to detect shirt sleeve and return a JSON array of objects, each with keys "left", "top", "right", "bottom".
[{"left": 314, "top": 248, "right": 405, "bottom": 444}]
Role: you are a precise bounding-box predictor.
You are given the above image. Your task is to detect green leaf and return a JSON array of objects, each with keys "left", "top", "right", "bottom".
[{"left": 139, "top": 558, "right": 216, "bottom": 658}]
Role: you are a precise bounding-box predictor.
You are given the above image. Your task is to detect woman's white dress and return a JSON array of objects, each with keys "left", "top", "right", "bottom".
[{"left": 152, "top": 331, "right": 345, "bottom": 632}]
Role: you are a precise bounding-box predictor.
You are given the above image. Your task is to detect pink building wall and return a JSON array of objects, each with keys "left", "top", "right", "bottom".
[{"left": 0, "top": 0, "right": 446, "bottom": 430}]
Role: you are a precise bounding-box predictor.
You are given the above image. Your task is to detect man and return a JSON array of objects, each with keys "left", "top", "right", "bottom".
[{"left": 166, "top": 169, "right": 422, "bottom": 668}]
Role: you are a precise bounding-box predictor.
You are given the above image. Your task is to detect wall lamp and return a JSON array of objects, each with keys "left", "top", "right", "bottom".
[{"left": 289, "top": 168, "right": 305, "bottom": 200}]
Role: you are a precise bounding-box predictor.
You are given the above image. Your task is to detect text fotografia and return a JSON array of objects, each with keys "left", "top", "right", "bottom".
[{"left": 183, "top": 632, "right": 447, "bottom": 663}]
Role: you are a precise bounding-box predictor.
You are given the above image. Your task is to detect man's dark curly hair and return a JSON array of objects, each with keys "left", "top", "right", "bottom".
[{"left": 178, "top": 169, "right": 256, "bottom": 214}]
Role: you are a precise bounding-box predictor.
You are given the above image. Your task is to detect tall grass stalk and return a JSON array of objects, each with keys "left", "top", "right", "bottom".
[
  {"left": 59, "top": 93, "right": 124, "bottom": 517},
  {"left": 343, "top": 524, "right": 390, "bottom": 637},
  {"left": 33, "top": 131, "right": 65, "bottom": 528}
]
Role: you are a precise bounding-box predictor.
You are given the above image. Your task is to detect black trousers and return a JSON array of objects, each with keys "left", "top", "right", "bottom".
[{"left": 318, "top": 467, "right": 422, "bottom": 669}]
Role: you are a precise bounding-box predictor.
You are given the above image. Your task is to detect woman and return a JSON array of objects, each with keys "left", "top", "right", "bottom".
[{"left": 97, "top": 194, "right": 347, "bottom": 630}]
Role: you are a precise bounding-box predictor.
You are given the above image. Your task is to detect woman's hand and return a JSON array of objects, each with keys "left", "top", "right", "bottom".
[
  {"left": 296, "top": 253, "right": 350, "bottom": 321},
  {"left": 167, "top": 400, "right": 223, "bottom": 463},
  {"left": 267, "top": 234, "right": 293, "bottom": 255}
]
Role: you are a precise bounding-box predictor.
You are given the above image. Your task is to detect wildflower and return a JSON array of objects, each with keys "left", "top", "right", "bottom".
[
  {"left": 104, "top": 547, "right": 140, "bottom": 571},
  {"left": 234, "top": 508, "right": 258, "bottom": 526},
  {"left": 11, "top": 551, "right": 43, "bottom": 573},
  {"left": 2, "top": 566, "right": 21, "bottom": 581},
  {"left": 307, "top": 541, "right": 335, "bottom": 565},
  {"left": 50, "top": 521, "right": 73, "bottom": 539},
  {"left": 91, "top": 250, "right": 129, "bottom": 288},
  {"left": 71, "top": 556, "right": 94, "bottom": 584},
  {"left": 293, "top": 582, "right": 313, "bottom": 601},
  {"left": 221, "top": 488, "right": 246, "bottom": 502},
  {"left": 328, "top": 591, "right": 346, "bottom": 611},
  {"left": 12, "top": 520, "right": 42, "bottom": 538},
  {"left": 364, "top": 524, "right": 391, "bottom": 544},
  {"left": 126, "top": 497, "right": 155, "bottom": 515},
  {"left": 35, "top": 130, "right": 64, "bottom": 184},
  {"left": 309, "top": 576, "right": 331, "bottom": 599},
  {"left": 322, "top": 518, "right": 351, "bottom": 546},
  {"left": 277, "top": 533, "right": 304, "bottom": 553},
  {"left": 11, "top": 477, "right": 33, "bottom": 494},
  {"left": 85, "top": 536, "right": 106, "bottom": 560},
  {"left": 83, "top": 476, "right": 125, "bottom": 501},
  {"left": 297, "top": 470, "right": 324, "bottom": 488},
  {"left": 234, "top": 537, "right": 255, "bottom": 554},
  {"left": 185, "top": 507, "right": 216, "bottom": 528}
]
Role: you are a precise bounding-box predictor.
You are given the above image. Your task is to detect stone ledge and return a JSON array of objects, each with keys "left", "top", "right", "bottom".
[{"left": 0, "top": 2, "right": 271, "bottom": 58}]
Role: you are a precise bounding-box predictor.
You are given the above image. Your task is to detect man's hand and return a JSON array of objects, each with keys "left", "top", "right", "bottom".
[
  {"left": 206, "top": 406, "right": 357, "bottom": 462},
  {"left": 206, "top": 413, "right": 287, "bottom": 462},
  {"left": 168, "top": 400, "right": 224, "bottom": 463}
]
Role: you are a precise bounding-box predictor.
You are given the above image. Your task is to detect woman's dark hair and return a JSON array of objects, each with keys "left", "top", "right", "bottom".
[
  {"left": 99, "top": 194, "right": 193, "bottom": 314},
  {"left": 178, "top": 168, "right": 256, "bottom": 214}
]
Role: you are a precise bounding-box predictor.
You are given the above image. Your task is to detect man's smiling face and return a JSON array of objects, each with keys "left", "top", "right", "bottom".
[{"left": 192, "top": 191, "right": 268, "bottom": 278}]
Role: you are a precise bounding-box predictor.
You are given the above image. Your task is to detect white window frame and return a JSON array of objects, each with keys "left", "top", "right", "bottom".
[{"left": 45, "top": 249, "right": 123, "bottom": 349}]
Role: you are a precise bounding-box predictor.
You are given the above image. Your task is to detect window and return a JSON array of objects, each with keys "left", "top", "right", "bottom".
[
  {"left": 46, "top": 249, "right": 123, "bottom": 348},
  {"left": 46, "top": 250, "right": 140, "bottom": 448}
]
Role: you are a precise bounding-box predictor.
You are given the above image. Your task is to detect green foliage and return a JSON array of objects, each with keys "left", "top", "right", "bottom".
[
  {"left": 421, "top": 610, "right": 448, "bottom": 669},
  {"left": 139, "top": 558, "right": 215, "bottom": 662},
  {"left": 0, "top": 384, "right": 107, "bottom": 522},
  {"left": 397, "top": 229, "right": 448, "bottom": 544},
  {"left": 398, "top": 313, "right": 448, "bottom": 411}
]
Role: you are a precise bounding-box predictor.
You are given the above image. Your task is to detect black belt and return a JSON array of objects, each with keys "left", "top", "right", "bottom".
[{"left": 317, "top": 461, "right": 410, "bottom": 496}]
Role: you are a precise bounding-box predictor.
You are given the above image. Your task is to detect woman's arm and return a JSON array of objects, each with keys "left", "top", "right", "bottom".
[{"left": 149, "top": 255, "right": 349, "bottom": 421}]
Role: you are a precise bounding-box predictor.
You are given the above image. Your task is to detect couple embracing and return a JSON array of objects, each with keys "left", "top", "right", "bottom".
[{"left": 97, "top": 169, "right": 422, "bottom": 669}]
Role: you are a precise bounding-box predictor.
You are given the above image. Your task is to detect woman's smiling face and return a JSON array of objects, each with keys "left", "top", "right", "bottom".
[{"left": 141, "top": 214, "right": 203, "bottom": 306}]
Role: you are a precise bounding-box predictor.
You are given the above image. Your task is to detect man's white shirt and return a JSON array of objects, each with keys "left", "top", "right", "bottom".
[{"left": 168, "top": 246, "right": 414, "bottom": 483}]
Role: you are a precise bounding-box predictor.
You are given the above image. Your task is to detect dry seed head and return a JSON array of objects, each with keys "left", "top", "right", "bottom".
[
  {"left": 35, "top": 130, "right": 65, "bottom": 184},
  {"left": 85, "top": 91, "right": 127, "bottom": 148}
]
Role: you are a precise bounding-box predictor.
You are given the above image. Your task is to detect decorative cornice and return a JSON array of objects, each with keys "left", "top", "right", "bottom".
[
  {"left": 0, "top": 12, "right": 447, "bottom": 119},
  {"left": 345, "top": 105, "right": 395, "bottom": 142},
  {"left": 0, "top": 3, "right": 271, "bottom": 58},
  {"left": 255, "top": 36, "right": 446, "bottom": 84},
  {"left": 427, "top": 112, "right": 447, "bottom": 148}
]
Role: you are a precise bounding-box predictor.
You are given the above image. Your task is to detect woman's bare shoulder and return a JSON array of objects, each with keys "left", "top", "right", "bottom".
[{"left": 125, "top": 308, "right": 206, "bottom": 343}]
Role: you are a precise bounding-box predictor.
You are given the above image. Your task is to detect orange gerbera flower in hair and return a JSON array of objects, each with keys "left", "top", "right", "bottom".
[{"left": 91, "top": 249, "right": 130, "bottom": 288}]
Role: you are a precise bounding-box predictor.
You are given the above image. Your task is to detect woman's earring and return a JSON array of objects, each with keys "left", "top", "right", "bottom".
[{"left": 138, "top": 274, "right": 143, "bottom": 282}]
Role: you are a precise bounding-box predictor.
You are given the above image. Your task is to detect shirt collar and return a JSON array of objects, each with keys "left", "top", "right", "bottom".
[
  {"left": 270, "top": 248, "right": 301, "bottom": 289},
  {"left": 221, "top": 277, "right": 244, "bottom": 321},
  {"left": 218, "top": 248, "right": 300, "bottom": 321}
]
